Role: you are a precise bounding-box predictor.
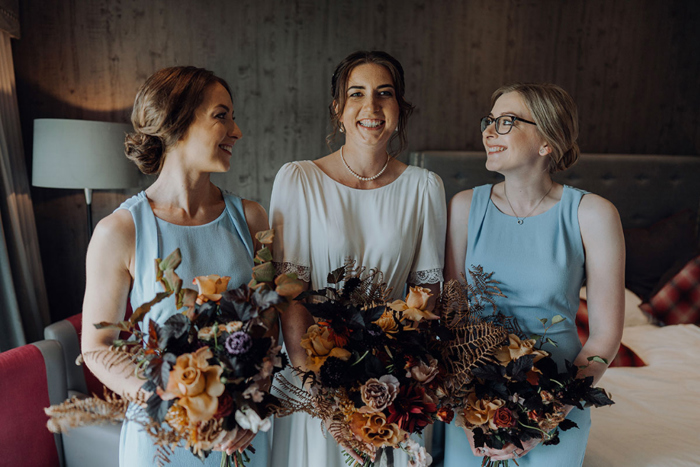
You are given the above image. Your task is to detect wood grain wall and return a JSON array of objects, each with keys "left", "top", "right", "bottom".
[{"left": 11, "top": 0, "right": 700, "bottom": 322}]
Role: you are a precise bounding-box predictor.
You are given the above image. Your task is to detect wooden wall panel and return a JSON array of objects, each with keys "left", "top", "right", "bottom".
[{"left": 10, "top": 0, "right": 700, "bottom": 322}]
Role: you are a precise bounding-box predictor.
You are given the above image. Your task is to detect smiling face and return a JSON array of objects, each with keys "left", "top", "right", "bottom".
[
  {"left": 176, "top": 82, "right": 242, "bottom": 173},
  {"left": 483, "top": 91, "right": 549, "bottom": 175},
  {"left": 338, "top": 63, "right": 399, "bottom": 149}
]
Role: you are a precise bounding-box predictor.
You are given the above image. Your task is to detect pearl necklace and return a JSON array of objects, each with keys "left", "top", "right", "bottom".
[
  {"left": 503, "top": 182, "right": 554, "bottom": 225},
  {"left": 340, "top": 146, "right": 390, "bottom": 182}
]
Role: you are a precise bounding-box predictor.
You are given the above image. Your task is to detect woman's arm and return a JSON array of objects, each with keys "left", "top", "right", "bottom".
[
  {"left": 81, "top": 210, "right": 144, "bottom": 399},
  {"left": 444, "top": 189, "right": 473, "bottom": 282},
  {"left": 279, "top": 282, "right": 313, "bottom": 370},
  {"left": 574, "top": 194, "right": 625, "bottom": 385},
  {"left": 242, "top": 199, "right": 271, "bottom": 251}
]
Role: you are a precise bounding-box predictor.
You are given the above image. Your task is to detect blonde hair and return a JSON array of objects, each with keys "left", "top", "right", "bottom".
[{"left": 492, "top": 83, "right": 580, "bottom": 173}]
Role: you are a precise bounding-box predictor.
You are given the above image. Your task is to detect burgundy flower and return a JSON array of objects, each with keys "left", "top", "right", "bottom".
[
  {"left": 386, "top": 385, "right": 437, "bottom": 433},
  {"left": 214, "top": 391, "right": 234, "bottom": 418}
]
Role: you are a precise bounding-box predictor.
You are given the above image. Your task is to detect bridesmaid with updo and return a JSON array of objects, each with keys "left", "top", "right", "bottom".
[{"left": 82, "top": 66, "right": 272, "bottom": 467}]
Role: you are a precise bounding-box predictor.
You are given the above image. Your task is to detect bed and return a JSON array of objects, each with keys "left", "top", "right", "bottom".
[{"left": 409, "top": 151, "right": 700, "bottom": 467}]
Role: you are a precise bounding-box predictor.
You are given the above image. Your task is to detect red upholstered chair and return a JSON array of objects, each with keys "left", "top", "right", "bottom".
[
  {"left": 0, "top": 340, "right": 67, "bottom": 467},
  {"left": 44, "top": 313, "right": 124, "bottom": 467}
]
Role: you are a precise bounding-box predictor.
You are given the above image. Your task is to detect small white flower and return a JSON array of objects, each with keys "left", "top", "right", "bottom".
[
  {"left": 234, "top": 406, "right": 272, "bottom": 433},
  {"left": 405, "top": 439, "right": 433, "bottom": 467}
]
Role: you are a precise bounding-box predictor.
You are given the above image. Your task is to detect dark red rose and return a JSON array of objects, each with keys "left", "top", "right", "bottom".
[
  {"left": 493, "top": 407, "right": 517, "bottom": 428},
  {"left": 214, "top": 391, "right": 234, "bottom": 418}
]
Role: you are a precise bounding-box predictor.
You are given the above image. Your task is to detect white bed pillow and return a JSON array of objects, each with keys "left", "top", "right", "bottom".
[{"left": 579, "top": 287, "right": 649, "bottom": 328}]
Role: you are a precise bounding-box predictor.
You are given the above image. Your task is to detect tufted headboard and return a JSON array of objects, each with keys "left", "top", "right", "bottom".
[{"left": 409, "top": 151, "right": 700, "bottom": 229}]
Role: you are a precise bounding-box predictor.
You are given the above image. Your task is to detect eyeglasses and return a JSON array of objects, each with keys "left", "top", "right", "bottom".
[{"left": 480, "top": 115, "right": 537, "bottom": 135}]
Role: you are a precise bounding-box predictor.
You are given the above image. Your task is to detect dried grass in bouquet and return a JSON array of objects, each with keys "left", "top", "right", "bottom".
[
  {"left": 274, "top": 261, "right": 452, "bottom": 467},
  {"left": 45, "top": 230, "right": 304, "bottom": 467}
]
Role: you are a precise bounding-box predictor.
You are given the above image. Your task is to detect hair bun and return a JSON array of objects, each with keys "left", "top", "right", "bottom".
[
  {"left": 124, "top": 131, "right": 164, "bottom": 175},
  {"left": 557, "top": 141, "right": 580, "bottom": 172}
]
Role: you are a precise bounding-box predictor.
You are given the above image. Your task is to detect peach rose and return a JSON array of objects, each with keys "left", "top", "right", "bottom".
[
  {"left": 193, "top": 275, "right": 230, "bottom": 305},
  {"left": 349, "top": 412, "right": 406, "bottom": 448},
  {"left": 160, "top": 347, "right": 225, "bottom": 423},
  {"left": 300, "top": 324, "right": 351, "bottom": 373},
  {"left": 388, "top": 287, "right": 439, "bottom": 326},
  {"left": 406, "top": 355, "right": 439, "bottom": 384},
  {"left": 494, "top": 334, "right": 549, "bottom": 366}
]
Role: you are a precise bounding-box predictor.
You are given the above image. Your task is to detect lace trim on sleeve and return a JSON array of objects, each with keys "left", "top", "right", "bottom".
[
  {"left": 274, "top": 262, "right": 311, "bottom": 283},
  {"left": 407, "top": 268, "right": 444, "bottom": 285}
]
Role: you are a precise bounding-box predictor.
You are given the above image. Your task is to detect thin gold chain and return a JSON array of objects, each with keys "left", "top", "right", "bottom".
[{"left": 503, "top": 182, "right": 554, "bottom": 225}]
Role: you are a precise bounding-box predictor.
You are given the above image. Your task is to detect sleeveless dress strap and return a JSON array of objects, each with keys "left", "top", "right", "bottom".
[
  {"left": 116, "top": 191, "right": 158, "bottom": 308},
  {"left": 466, "top": 184, "right": 493, "bottom": 257},
  {"left": 222, "top": 191, "right": 255, "bottom": 259}
]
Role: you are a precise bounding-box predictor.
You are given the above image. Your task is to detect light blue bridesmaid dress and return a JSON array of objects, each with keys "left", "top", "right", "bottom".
[
  {"left": 117, "top": 190, "right": 271, "bottom": 467},
  {"left": 444, "top": 184, "right": 591, "bottom": 467}
]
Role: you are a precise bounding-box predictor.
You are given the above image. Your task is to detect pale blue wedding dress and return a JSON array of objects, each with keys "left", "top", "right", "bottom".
[
  {"left": 444, "top": 184, "right": 591, "bottom": 467},
  {"left": 117, "top": 190, "right": 271, "bottom": 467}
]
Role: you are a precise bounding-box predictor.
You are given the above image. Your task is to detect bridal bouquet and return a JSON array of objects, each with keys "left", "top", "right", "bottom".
[
  {"left": 438, "top": 271, "right": 614, "bottom": 467},
  {"left": 275, "top": 264, "right": 451, "bottom": 467},
  {"left": 46, "top": 230, "right": 303, "bottom": 467}
]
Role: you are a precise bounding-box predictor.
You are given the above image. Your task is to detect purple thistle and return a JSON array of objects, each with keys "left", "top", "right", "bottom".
[{"left": 225, "top": 331, "right": 253, "bottom": 355}]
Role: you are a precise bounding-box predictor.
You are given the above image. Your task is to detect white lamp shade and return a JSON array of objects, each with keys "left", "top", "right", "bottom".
[{"left": 32, "top": 118, "right": 142, "bottom": 189}]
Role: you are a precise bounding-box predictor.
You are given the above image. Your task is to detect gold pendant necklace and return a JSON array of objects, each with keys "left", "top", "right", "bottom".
[{"left": 503, "top": 182, "right": 554, "bottom": 225}]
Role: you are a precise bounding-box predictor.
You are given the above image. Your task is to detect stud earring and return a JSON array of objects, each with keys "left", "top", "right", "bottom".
[
  {"left": 339, "top": 123, "right": 345, "bottom": 133},
  {"left": 539, "top": 148, "right": 547, "bottom": 155}
]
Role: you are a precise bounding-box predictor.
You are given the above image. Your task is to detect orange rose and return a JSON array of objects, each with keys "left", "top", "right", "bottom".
[
  {"left": 300, "top": 324, "right": 351, "bottom": 372},
  {"left": 349, "top": 412, "right": 406, "bottom": 448},
  {"left": 494, "top": 334, "right": 549, "bottom": 366},
  {"left": 374, "top": 309, "right": 400, "bottom": 333},
  {"left": 455, "top": 392, "right": 505, "bottom": 429},
  {"left": 193, "top": 275, "right": 230, "bottom": 305},
  {"left": 159, "top": 347, "right": 225, "bottom": 423}
]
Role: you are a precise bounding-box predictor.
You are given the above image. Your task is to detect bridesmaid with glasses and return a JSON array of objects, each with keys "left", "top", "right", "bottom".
[{"left": 443, "top": 83, "right": 625, "bottom": 466}]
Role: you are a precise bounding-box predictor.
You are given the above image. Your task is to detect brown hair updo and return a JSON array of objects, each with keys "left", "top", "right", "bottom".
[
  {"left": 327, "top": 51, "right": 415, "bottom": 156},
  {"left": 125, "top": 66, "right": 232, "bottom": 175},
  {"left": 491, "top": 83, "right": 580, "bottom": 173}
]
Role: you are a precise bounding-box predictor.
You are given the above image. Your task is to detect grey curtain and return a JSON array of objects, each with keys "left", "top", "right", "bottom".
[{"left": 0, "top": 27, "right": 50, "bottom": 351}]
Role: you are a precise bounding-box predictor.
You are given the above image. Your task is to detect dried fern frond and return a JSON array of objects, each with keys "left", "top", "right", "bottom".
[
  {"left": 45, "top": 392, "right": 130, "bottom": 433},
  {"left": 342, "top": 258, "right": 393, "bottom": 306},
  {"left": 82, "top": 346, "right": 141, "bottom": 377}
]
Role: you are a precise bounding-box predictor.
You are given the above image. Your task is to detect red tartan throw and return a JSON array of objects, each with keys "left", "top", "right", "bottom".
[{"left": 641, "top": 255, "right": 700, "bottom": 326}]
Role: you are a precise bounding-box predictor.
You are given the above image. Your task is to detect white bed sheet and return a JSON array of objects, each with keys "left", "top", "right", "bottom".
[{"left": 584, "top": 324, "right": 700, "bottom": 467}]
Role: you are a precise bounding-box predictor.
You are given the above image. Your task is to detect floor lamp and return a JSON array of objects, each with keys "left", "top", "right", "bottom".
[{"left": 31, "top": 119, "right": 142, "bottom": 238}]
